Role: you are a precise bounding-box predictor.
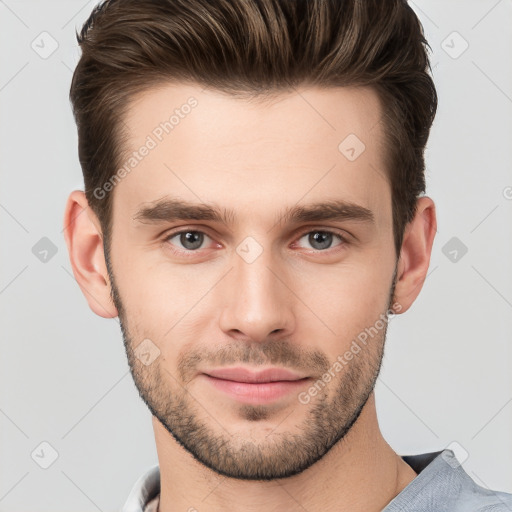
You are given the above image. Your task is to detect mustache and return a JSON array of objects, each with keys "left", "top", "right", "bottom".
[{"left": 176, "top": 339, "right": 331, "bottom": 383}]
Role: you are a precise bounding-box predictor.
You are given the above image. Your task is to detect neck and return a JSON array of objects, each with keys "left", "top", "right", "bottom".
[{"left": 153, "top": 393, "right": 417, "bottom": 512}]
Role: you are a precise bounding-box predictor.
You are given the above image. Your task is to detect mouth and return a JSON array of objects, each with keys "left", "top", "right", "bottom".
[{"left": 201, "top": 367, "right": 311, "bottom": 404}]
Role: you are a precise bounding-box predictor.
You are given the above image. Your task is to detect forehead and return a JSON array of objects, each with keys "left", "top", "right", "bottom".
[
  {"left": 122, "top": 82, "right": 384, "bottom": 156},
  {"left": 115, "top": 82, "right": 389, "bottom": 228}
]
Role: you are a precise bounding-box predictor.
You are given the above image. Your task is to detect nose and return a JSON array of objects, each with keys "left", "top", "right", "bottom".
[{"left": 218, "top": 245, "right": 296, "bottom": 343}]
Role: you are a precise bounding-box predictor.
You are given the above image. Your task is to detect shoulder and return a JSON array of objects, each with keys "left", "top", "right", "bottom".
[
  {"left": 456, "top": 482, "right": 512, "bottom": 512},
  {"left": 121, "top": 464, "right": 160, "bottom": 512},
  {"left": 385, "top": 449, "right": 512, "bottom": 512},
  {"left": 441, "top": 450, "right": 512, "bottom": 512}
]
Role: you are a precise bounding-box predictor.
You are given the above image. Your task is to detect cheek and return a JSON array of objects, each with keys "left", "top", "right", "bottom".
[
  {"left": 114, "top": 254, "right": 218, "bottom": 341},
  {"left": 112, "top": 226, "right": 394, "bottom": 355},
  {"left": 293, "top": 260, "right": 393, "bottom": 339}
]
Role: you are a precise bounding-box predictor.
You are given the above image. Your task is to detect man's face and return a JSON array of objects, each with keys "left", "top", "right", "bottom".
[{"left": 106, "top": 83, "right": 398, "bottom": 480}]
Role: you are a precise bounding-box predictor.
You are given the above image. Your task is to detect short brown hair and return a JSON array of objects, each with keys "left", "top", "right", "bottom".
[{"left": 70, "top": 0, "right": 437, "bottom": 258}]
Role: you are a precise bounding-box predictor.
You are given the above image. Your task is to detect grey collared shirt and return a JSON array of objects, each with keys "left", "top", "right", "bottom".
[{"left": 121, "top": 449, "right": 512, "bottom": 511}]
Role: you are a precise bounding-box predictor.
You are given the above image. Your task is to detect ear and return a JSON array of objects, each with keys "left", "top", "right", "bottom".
[
  {"left": 392, "top": 196, "right": 437, "bottom": 314},
  {"left": 63, "top": 190, "right": 118, "bottom": 318}
]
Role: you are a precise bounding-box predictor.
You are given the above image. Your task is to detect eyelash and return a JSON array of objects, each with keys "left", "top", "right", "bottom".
[{"left": 162, "top": 228, "right": 349, "bottom": 257}]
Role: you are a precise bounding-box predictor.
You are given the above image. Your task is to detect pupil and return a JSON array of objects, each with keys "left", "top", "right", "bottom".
[{"left": 309, "top": 231, "right": 332, "bottom": 250}]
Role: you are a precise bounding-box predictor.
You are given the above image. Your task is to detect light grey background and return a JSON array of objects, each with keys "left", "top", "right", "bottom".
[{"left": 1, "top": 1, "right": 511, "bottom": 510}]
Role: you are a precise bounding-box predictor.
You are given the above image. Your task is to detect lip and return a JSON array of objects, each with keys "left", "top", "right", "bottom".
[
  {"left": 204, "top": 367, "right": 306, "bottom": 383},
  {"left": 202, "top": 367, "right": 310, "bottom": 404}
]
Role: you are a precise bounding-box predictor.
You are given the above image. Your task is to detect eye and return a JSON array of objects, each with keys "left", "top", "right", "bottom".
[
  {"left": 165, "top": 230, "right": 212, "bottom": 251},
  {"left": 295, "top": 230, "right": 347, "bottom": 251},
  {"left": 162, "top": 228, "right": 348, "bottom": 256}
]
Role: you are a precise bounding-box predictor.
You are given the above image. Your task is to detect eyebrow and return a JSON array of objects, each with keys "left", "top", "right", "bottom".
[{"left": 133, "top": 197, "right": 375, "bottom": 228}]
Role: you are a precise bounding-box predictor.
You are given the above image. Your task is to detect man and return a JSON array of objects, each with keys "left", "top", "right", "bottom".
[{"left": 63, "top": 0, "right": 512, "bottom": 510}]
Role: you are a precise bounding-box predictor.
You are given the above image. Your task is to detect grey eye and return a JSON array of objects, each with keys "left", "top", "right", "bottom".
[
  {"left": 168, "top": 231, "right": 208, "bottom": 250},
  {"left": 298, "top": 231, "right": 343, "bottom": 251}
]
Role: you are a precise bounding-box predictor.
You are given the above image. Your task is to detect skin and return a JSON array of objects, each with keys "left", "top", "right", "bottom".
[{"left": 64, "top": 83, "right": 436, "bottom": 512}]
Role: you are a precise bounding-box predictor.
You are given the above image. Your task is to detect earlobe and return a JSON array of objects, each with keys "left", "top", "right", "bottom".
[
  {"left": 63, "top": 190, "right": 119, "bottom": 319},
  {"left": 392, "top": 197, "right": 437, "bottom": 314}
]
